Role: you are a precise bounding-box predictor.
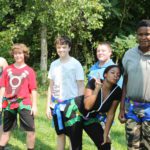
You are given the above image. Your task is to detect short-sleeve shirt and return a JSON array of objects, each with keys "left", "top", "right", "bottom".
[
  {"left": 1, "top": 64, "right": 37, "bottom": 106},
  {"left": 48, "top": 57, "right": 84, "bottom": 100},
  {"left": 77, "top": 79, "right": 122, "bottom": 118},
  {"left": 122, "top": 46, "right": 150, "bottom": 102}
]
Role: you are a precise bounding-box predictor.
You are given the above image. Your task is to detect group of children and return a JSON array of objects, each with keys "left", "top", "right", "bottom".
[
  {"left": 0, "top": 36, "right": 122, "bottom": 150},
  {"left": 46, "top": 36, "right": 123, "bottom": 150},
  {"left": 1, "top": 19, "right": 150, "bottom": 150}
]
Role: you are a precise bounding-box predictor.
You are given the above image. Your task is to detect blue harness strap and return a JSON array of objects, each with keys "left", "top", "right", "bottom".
[
  {"left": 125, "top": 98, "right": 150, "bottom": 122},
  {"left": 96, "top": 113, "right": 107, "bottom": 122},
  {"left": 53, "top": 104, "right": 64, "bottom": 130},
  {"left": 51, "top": 96, "right": 73, "bottom": 130}
]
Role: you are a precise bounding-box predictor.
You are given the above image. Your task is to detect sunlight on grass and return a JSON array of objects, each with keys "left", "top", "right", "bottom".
[{"left": 111, "top": 109, "right": 126, "bottom": 150}]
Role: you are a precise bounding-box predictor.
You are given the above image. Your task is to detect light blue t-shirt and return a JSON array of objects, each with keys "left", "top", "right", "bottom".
[{"left": 88, "top": 59, "right": 123, "bottom": 88}]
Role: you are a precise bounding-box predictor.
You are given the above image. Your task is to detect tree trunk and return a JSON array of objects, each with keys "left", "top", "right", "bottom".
[{"left": 40, "top": 24, "right": 48, "bottom": 84}]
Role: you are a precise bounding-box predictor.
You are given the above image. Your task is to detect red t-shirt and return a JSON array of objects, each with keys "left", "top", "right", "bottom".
[{"left": 1, "top": 64, "right": 37, "bottom": 106}]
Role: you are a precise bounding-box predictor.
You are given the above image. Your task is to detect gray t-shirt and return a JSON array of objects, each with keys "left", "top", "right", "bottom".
[{"left": 122, "top": 46, "right": 150, "bottom": 102}]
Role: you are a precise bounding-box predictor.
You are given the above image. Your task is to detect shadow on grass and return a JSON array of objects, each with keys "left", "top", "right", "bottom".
[
  {"left": 8, "top": 128, "right": 53, "bottom": 150},
  {"left": 5, "top": 144, "right": 21, "bottom": 150}
]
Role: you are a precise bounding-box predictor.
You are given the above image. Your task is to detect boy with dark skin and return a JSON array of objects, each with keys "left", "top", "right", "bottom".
[{"left": 119, "top": 20, "right": 150, "bottom": 150}]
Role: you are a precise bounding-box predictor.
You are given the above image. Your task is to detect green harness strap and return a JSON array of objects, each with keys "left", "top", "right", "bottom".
[
  {"left": 65, "top": 116, "right": 82, "bottom": 127},
  {"left": 84, "top": 117, "right": 100, "bottom": 126},
  {"left": 65, "top": 100, "right": 78, "bottom": 118},
  {"left": 3, "top": 98, "right": 31, "bottom": 114},
  {"left": 18, "top": 101, "right": 31, "bottom": 112},
  {"left": 64, "top": 99, "right": 102, "bottom": 127},
  {"left": 65, "top": 100, "right": 82, "bottom": 127}
]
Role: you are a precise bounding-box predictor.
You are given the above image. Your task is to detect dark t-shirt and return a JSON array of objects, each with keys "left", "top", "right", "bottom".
[{"left": 76, "top": 79, "right": 122, "bottom": 118}]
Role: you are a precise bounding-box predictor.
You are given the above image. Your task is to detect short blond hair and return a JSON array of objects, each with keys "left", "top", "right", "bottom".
[
  {"left": 10, "top": 43, "right": 30, "bottom": 59},
  {"left": 97, "top": 42, "right": 112, "bottom": 52}
]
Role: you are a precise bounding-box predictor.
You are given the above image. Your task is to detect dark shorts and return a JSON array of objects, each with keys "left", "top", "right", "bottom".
[{"left": 3, "top": 109, "right": 35, "bottom": 132}]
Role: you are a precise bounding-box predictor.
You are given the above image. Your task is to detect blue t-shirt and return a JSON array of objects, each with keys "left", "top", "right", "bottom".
[{"left": 88, "top": 59, "right": 123, "bottom": 88}]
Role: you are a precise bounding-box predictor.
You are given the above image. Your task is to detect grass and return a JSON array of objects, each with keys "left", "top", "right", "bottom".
[{"left": 6, "top": 94, "right": 127, "bottom": 150}]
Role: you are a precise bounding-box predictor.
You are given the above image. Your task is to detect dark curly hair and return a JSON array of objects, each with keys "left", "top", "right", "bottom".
[
  {"left": 137, "top": 20, "right": 150, "bottom": 29},
  {"left": 103, "top": 65, "right": 122, "bottom": 78}
]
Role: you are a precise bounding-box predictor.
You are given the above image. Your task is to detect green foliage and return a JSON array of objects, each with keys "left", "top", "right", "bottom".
[
  {"left": 112, "top": 34, "right": 137, "bottom": 63},
  {"left": 51, "top": 0, "right": 104, "bottom": 34},
  {"left": 0, "top": 30, "right": 14, "bottom": 64},
  {"left": 0, "top": 30, "right": 13, "bottom": 51},
  {"left": 0, "top": 0, "right": 149, "bottom": 67},
  {"left": 49, "top": 0, "right": 105, "bottom": 61},
  {"left": 36, "top": 70, "right": 49, "bottom": 93}
]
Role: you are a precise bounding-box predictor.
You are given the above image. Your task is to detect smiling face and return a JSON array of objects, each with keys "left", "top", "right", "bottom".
[
  {"left": 96, "top": 44, "right": 112, "bottom": 64},
  {"left": 104, "top": 67, "right": 121, "bottom": 85},
  {"left": 56, "top": 44, "right": 70, "bottom": 59},
  {"left": 13, "top": 49, "right": 25, "bottom": 64},
  {"left": 137, "top": 26, "right": 150, "bottom": 52},
  {"left": 10, "top": 44, "right": 29, "bottom": 65}
]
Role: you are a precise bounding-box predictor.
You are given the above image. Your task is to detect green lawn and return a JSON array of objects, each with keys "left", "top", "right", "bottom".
[{"left": 6, "top": 95, "right": 127, "bottom": 150}]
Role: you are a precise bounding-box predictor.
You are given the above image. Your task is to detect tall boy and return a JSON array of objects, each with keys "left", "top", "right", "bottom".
[
  {"left": 119, "top": 20, "right": 150, "bottom": 149},
  {"left": 0, "top": 43, "right": 37, "bottom": 150},
  {"left": 46, "top": 36, "right": 84, "bottom": 150}
]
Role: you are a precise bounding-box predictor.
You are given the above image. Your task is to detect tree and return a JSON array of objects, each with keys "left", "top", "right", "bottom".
[
  {"left": 1, "top": 0, "right": 150, "bottom": 85},
  {"left": 50, "top": 0, "right": 105, "bottom": 61}
]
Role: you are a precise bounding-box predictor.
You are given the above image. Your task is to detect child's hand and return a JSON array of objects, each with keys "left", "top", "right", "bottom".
[
  {"left": 46, "top": 107, "right": 52, "bottom": 119},
  {"left": 31, "top": 106, "right": 38, "bottom": 116},
  {"left": 118, "top": 109, "right": 127, "bottom": 123},
  {"left": 93, "top": 73, "right": 102, "bottom": 90}
]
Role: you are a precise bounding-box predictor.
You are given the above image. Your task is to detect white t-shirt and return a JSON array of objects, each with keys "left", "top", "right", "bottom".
[{"left": 48, "top": 57, "right": 84, "bottom": 100}]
